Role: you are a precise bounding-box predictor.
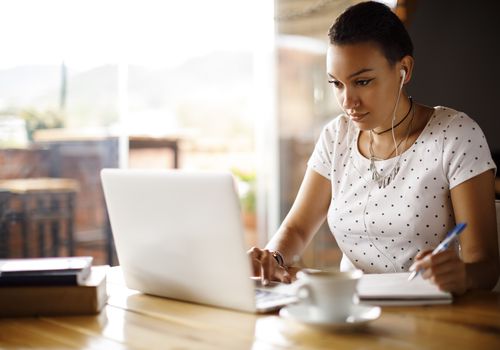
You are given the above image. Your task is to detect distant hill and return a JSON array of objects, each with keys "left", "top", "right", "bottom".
[
  {"left": 0, "top": 51, "right": 253, "bottom": 131},
  {"left": 0, "top": 65, "right": 61, "bottom": 106}
]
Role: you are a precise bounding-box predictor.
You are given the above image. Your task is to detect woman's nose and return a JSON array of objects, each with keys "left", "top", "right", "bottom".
[{"left": 342, "top": 89, "right": 360, "bottom": 111}]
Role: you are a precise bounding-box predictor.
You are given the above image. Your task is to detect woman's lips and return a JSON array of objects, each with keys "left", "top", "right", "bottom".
[{"left": 348, "top": 112, "right": 368, "bottom": 122}]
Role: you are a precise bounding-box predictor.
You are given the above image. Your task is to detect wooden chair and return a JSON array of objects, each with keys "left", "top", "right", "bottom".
[{"left": 0, "top": 178, "right": 79, "bottom": 258}]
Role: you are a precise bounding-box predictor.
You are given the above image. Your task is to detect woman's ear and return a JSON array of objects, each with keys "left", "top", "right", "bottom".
[{"left": 400, "top": 55, "right": 414, "bottom": 84}]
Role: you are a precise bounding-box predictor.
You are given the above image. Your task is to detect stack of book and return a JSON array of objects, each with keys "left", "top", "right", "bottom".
[{"left": 0, "top": 256, "right": 108, "bottom": 317}]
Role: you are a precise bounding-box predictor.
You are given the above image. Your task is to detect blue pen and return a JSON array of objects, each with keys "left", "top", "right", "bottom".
[{"left": 407, "top": 222, "right": 467, "bottom": 281}]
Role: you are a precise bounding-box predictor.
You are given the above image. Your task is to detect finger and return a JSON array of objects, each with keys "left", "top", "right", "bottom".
[
  {"left": 281, "top": 269, "right": 292, "bottom": 283},
  {"left": 422, "top": 252, "right": 462, "bottom": 281},
  {"left": 251, "top": 258, "right": 261, "bottom": 277},
  {"left": 431, "top": 263, "right": 457, "bottom": 280},
  {"left": 422, "top": 274, "right": 464, "bottom": 293},
  {"left": 409, "top": 250, "right": 433, "bottom": 272},
  {"left": 410, "top": 254, "right": 432, "bottom": 274},
  {"left": 415, "top": 249, "right": 432, "bottom": 261},
  {"left": 411, "top": 248, "right": 458, "bottom": 273},
  {"left": 247, "top": 247, "right": 263, "bottom": 276},
  {"left": 428, "top": 249, "right": 457, "bottom": 266},
  {"left": 432, "top": 271, "right": 460, "bottom": 287},
  {"left": 419, "top": 257, "right": 452, "bottom": 279},
  {"left": 426, "top": 251, "right": 460, "bottom": 275},
  {"left": 260, "top": 250, "right": 274, "bottom": 285},
  {"left": 247, "top": 247, "right": 262, "bottom": 260},
  {"left": 431, "top": 262, "right": 465, "bottom": 287},
  {"left": 273, "top": 266, "right": 291, "bottom": 284},
  {"left": 285, "top": 266, "right": 300, "bottom": 282}
]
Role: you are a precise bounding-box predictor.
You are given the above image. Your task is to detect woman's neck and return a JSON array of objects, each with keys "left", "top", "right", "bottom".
[
  {"left": 370, "top": 97, "right": 415, "bottom": 147},
  {"left": 371, "top": 95, "right": 413, "bottom": 138}
]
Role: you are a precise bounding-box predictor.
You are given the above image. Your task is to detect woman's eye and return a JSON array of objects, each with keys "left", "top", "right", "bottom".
[
  {"left": 356, "top": 79, "right": 373, "bottom": 86},
  {"left": 328, "top": 80, "right": 342, "bottom": 88}
]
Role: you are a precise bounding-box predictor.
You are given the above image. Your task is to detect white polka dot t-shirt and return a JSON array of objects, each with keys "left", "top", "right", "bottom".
[{"left": 307, "top": 107, "right": 496, "bottom": 273}]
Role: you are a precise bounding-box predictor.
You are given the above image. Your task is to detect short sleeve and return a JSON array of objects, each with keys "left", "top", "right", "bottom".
[
  {"left": 442, "top": 113, "right": 496, "bottom": 189},
  {"left": 307, "top": 120, "right": 337, "bottom": 180}
]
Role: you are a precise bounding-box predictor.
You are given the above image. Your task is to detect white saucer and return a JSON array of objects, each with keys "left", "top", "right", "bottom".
[{"left": 279, "top": 303, "right": 381, "bottom": 331}]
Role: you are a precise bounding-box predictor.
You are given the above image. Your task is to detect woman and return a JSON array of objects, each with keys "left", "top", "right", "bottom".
[{"left": 249, "top": 1, "right": 499, "bottom": 294}]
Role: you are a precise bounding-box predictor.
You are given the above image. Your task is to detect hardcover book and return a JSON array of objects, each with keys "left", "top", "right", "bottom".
[
  {"left": 0, "top": 256, "right": 93, "bottom": 286},
  {"left": 0, "top": 265, "right": 108, "bottom": 317}
]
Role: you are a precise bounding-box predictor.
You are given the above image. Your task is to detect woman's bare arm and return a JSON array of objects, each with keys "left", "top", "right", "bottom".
[
  {"left": 265, "top": 168, "right": 332, "bottom": 265},
  {"left": 451, "top": 169, "right": 499, "bottom": 290},
  {"left": 411, "top": 169, "right": 499, "bottom": 293}
]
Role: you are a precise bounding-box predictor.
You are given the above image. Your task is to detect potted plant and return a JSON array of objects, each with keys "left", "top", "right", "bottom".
[{"left": 231, "top": 167, "right": 257, "bottom": 230}]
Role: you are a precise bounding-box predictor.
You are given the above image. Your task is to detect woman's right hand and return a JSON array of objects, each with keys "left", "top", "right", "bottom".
[{"left": 247, "top": 247, "right": 292, "bottom": 285}]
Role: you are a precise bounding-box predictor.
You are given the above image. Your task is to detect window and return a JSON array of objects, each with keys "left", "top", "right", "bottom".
[{"left": 0, "top": 0, "right": 274, "bottom": 263}]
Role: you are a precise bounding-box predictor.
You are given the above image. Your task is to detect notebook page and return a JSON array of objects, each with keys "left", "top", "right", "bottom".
[{"left": 357, "top": 272, "right": 452, "bottom": 300}]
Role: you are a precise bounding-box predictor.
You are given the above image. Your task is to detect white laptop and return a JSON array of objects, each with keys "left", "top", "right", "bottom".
[{"left": 101, "top": 169, "right": 297, "bottom": 313}]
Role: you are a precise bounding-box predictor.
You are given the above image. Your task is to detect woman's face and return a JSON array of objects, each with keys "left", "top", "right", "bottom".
[{"left": 326, "top": 42, "right": 404, "bottom": 130}]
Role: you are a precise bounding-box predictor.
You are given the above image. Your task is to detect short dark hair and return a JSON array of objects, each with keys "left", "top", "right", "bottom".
[{"left": 328, "top": 1, "right": 413, "bottom": 65}]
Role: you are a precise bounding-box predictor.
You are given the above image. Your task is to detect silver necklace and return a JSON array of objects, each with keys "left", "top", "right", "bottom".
[
  {"left": 369, "top": 135, "right": 408, "bottom": 161},
  {"left": 369, "top": 104, "right": 415, "bottom": 189}
]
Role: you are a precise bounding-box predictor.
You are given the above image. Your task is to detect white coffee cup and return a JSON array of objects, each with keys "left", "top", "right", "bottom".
[{"left": 295, "top": 269, "right": 363, "bottom": 321}]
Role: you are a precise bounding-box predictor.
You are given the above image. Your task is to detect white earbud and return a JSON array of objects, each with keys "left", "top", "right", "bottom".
[{"left": 400, "top": 68, "right": 406, "bottom": 88}]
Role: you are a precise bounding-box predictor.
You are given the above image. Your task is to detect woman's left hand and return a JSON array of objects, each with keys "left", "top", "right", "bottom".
[{"left": 409, "top": 249, "right": 467, "bottom": 295}]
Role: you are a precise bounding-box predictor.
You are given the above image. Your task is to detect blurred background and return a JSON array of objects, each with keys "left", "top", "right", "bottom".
[{"left": 0, "top": 0, "right": 498, "bottom": 268}]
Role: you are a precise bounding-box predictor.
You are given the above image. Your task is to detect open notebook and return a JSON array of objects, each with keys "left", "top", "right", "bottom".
[{"left": 357, "top": 272, "right": 452, "bottom": 306}]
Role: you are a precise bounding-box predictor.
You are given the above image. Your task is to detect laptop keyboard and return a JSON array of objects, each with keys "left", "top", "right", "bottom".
[
  {"left": 254, "top": 286, "right": 298, "bottom": 312},
  {"left": 255, "top": 288, "right": 292, "bottom": 303}
]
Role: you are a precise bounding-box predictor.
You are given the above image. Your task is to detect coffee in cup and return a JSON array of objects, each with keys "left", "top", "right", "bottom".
[{"left": 295, "top": 269, "right": 363, "bottom": 321}]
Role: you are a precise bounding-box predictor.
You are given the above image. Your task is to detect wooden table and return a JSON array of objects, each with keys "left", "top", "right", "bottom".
[{"left": 1, "top": 267, "right": 499, "bottom": 349}]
